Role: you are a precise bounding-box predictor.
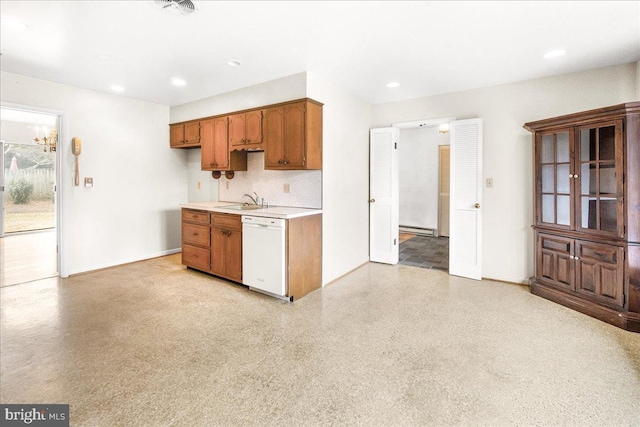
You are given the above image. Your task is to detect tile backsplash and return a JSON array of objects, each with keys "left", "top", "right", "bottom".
[{"left": 218, "top": 152, "right": 322, "bottom": 209}]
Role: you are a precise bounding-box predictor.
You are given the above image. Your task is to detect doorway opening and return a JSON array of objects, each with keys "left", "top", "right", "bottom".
[
  {"left": 1, "top": 107, "right": 59, "bottom": 287},
  {"left": 396, "top": 121, "right": 451, "bottom": 271},
  {"left": 370, "top": 117, "right": 482, "bottom": 279}
]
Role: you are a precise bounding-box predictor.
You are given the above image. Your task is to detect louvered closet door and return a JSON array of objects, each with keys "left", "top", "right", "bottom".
[
  {"left": 370, "top": 127, "right": 399, "bottom": 264},
  {"left": 449, "top": 118, "right": 483, "bottom": 280}
]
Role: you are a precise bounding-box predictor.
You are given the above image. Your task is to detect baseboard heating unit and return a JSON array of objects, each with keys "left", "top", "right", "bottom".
[{"left": 399, "top": 226, "right": 437, "bottom": 237}]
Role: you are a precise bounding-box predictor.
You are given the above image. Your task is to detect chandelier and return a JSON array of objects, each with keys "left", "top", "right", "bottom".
[{"left": 34, "top": 129, "right": 57, "bottom": 152}]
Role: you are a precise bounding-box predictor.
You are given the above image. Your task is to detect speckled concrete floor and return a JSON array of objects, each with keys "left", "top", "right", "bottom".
[{"left": 1, "top": 254, "right": 639, "bottom": 426}]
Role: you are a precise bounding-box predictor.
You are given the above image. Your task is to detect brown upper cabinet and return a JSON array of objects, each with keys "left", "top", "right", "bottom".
[
  {"left": 170, "top": 121, "right": 201, "bottom": 148},
  {"left": 201, "top": 117, "right": 247, "bottom": 172},
  {"left": 169, "top": 98, "right": 323, "bottom": 171},
  {"left": 229, "top": 110, "right": 264, "bottom": 150},
  {"left": 264, "top": 99, "right": 323, "bottom": 170}
]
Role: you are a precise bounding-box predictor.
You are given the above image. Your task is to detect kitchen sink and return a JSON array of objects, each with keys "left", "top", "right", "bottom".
[{"left": 222, "top": 204, "right": 263, "bottom": 211}]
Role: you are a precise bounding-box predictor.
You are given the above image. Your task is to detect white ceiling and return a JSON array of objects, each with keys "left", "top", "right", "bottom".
[{"left": 1, "top": 1, "right": 639, "bottom": 107}]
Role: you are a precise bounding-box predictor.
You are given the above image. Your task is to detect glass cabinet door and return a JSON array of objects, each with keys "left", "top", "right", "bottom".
[
  {"left": 537, "top": 129, "right": 574, "bottom": 229},
  {"left": 576, "top": 120, "right": 624, "bottom": 237}
]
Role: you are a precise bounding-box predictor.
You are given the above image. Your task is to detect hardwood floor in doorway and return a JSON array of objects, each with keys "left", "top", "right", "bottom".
[
  {"left": 0, "top": 230, "right": 57, "bottom": 287},
  {"left": 399, "top": 234, "right": 449, "bottom": 270}
]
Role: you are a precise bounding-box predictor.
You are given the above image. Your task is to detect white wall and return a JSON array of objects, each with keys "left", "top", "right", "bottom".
[
  {"left": 373, "top": 62, "right": 638, "bottom": 284},
  {"left": 636, "top": 60, "right": 640, "bottom": 100},
  {"left": 306, "top": 73, "right": 373, "bottom": 285},
  {"left": 0, "top": 71, "right": 186, "bottom": 275},
  {"left": 399, "top": 127, "right": 449, "bottom": 230},
  {"left": 186, "top": 148, "right": 218, "bottom": 203}
]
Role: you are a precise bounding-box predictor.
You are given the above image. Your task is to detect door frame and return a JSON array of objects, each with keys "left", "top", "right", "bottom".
[
  {"left": 1, "top": 101, "right": 69, "bottom": 277},
  {"left": 368, "top": 117, "right": 456, "bottom": 265},
  {"left": 438, "top": 144, "right": 451, "bottom": 238}
]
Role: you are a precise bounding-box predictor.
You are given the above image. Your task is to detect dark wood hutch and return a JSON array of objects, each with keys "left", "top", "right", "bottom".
[{"left": 524, "top": 102, "right": 640, "bottom": 332}]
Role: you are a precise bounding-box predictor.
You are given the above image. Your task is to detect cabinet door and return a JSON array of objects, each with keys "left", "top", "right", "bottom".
[
  {"left": 244, "top": 110, "right": 263, "bottom": 145},
  {"left": 283, "top": 102, "right": 306, "bottom": 168},
  {"left": 170, "top": 124, "right": 184, "bottom": 147},
  {"left": 226, "top": 229, "right": 242, "bottom": 282},
  {"left": 210, "top": 228, "right": 242, "bottom": 282},
  {"left": 210, "top": 228, "right": 226, "bottom": 277},
  {"left": 201, "top": 117, "right": 229, "bottom": 170},
  {"left": 536, "top": 129, "right": 574, "bottom": 230},
  {"left": 575, "top": 240, "right": 624, "bottom": 308},
  {"left": 264, "top": 107, "right": 285, "bottom": 167},
  {"left": 575, "top": 120, "right": 624, "bottom": 238},
  {"left": 536, "top": 233, "right": 574, "bottom": 291},
  {"left": 229, "top": 114, "right": 246, "bottom": 147},
  {"left": 184, "top": 122, "right": 201, "bottom": 145}
]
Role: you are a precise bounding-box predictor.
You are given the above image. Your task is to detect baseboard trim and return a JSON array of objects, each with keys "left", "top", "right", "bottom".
[
  {"left": 323, "top": 261, "right": 369, "bottom": 287},
  {"left": 531, "top": 281, "right": 640, "bottom": 332},
  {"left": 69, "top": 248, "right": 181, "bottom": 276}
]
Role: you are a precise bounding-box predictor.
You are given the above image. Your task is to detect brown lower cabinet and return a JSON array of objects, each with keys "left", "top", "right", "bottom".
[
  {"left": 210, "top": 213, "right": 242, "bottom": 282},
  {"left": 181, "top": 208, "right": 322, "bottom": 300},
  {"left": 537, "top": 232, "right": 625, "bottom": 310}
]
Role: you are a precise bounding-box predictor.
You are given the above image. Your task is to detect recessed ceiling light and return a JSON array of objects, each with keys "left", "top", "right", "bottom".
[
  {"left": 0, "top": 17, "right": 29, "bottom": 30},
  {"left": 228, "top": 60, "right": 241, "bottom": 67},
  {"left": 544, "top": 49, "right": 566, "bottom": 59},
  {"left": 386, "top": 82, "right": 400, "bottom": 88},
  {"left": 110, "top": 84, "right": 125, "bottom": 92},
  {"left": 171, "top": 77, "right": 186, "bottom": 86}
]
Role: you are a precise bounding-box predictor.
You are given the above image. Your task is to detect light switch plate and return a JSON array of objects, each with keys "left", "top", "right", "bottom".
[
  {"left": 486, "top": 178, "right": 493, "bottom": 188},
  {"left": 284, "top": 183, "right": 290, "bottom": 193}
]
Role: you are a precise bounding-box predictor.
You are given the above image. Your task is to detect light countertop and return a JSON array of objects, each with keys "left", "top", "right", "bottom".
[{"left": 181, "top": 201, "right": 322, "bottom": 219}]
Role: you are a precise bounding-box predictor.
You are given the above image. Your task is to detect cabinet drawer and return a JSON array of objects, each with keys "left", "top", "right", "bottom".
[
  {"left": 183, "top": 209, "right": 210, "bottom": 225},
  {"left": 211, "top": 213, "right": 241, "bottom": 230},
  {"left": 183, "top": 223, "right": 210, "bottom": 247},
  {"left": 182, "top": 244, "right": 210, "bottom": 271}
]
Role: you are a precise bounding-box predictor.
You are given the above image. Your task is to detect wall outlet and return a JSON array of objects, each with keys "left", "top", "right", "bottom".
[
  {"left": 284, "top": 183, "right": 290, "bottom": 193},
  {"left": 197, "top": 181, "right": 201, "bottom": 190},
  {"left": 486, "top": 178, "right": 493, "bottom": 188},
  {"left": 226, "top": 181, "right": 229, "bottom": 190},
  {"left": 84, "top": 177, "right": 93, "bottom": 187}
]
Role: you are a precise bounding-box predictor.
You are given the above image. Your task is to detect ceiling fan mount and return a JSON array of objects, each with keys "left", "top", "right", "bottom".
[{"left": 153, "top": 0, "right": 197, "bottom": 15}]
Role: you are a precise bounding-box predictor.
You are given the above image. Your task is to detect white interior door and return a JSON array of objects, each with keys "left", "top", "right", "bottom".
[
  {"left": 370, "top": 127, "right": 399, "bottom": 264},
  {"left": 449, "top": 118, "right": 483, "bottom": 280}
]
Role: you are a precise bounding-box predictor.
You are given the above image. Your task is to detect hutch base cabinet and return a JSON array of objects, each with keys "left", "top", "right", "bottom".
[{"left": 525, "top": 102, "right": 640, "bottom": 332}]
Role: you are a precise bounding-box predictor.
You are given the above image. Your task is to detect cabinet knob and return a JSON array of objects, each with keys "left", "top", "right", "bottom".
[
  {"left": 574, "top": 174, "right": 579, "bottom": 178},
  {"left": 369, "top": 199, "right": 376, "bottom": 203},
  {"left": 474, "top": 203, "right": 480, "bottom": 209}
]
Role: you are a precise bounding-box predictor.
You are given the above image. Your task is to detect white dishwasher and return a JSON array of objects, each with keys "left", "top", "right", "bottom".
[{"left": 242, "top": 216, "right": 287, "bottom": 297}]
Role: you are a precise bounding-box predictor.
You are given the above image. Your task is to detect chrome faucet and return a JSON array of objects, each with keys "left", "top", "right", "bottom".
[{"left": 243, "top": 192, "right": 260, "bottom": 206}]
